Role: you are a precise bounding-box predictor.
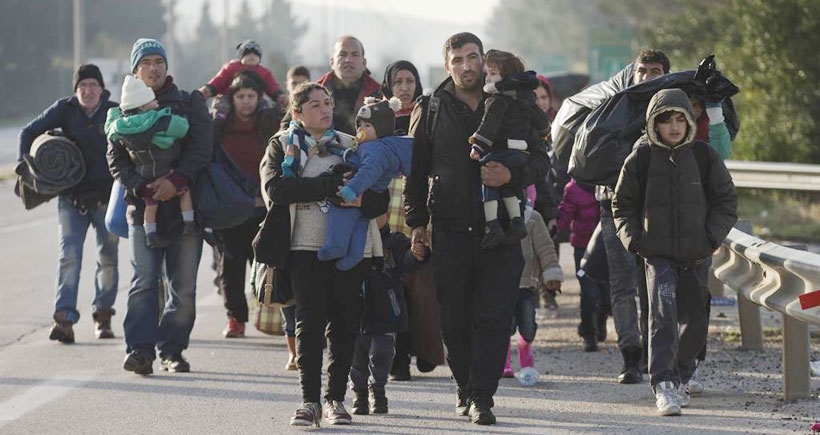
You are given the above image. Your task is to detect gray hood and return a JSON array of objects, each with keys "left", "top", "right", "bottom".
[{"left": 645, "top": 88, "right": 697, "bottom": 149}]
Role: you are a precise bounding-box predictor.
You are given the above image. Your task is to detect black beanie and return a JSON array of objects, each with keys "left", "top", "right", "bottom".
[{"left": 74, "top": 64, "right": 104, "bottom": 90}]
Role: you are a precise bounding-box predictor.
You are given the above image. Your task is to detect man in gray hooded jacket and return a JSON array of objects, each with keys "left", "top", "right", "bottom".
[{"left": 612, "top": 88, "right": 737, "bottom": 416}]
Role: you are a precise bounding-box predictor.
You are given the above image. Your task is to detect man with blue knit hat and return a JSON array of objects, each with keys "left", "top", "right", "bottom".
[{"left": 108, "top": 37, "right": 212, "bottom": 375}]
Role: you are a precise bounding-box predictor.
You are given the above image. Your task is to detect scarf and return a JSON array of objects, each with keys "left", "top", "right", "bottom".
[
  {"left": 285, "top": 120, "right": 344, "bottom": 175},
  {"left": 395, "top": 101, "right": 415, "bottom": 118}
]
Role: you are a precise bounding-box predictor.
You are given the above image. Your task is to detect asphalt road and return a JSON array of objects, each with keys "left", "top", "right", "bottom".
[{"left": 0, "top": 179, "right": 817, "bottom": 434}]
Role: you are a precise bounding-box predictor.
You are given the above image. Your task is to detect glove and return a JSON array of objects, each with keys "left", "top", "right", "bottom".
[{"left": 706, "top": 101, "right": 724, "bottom": 125}]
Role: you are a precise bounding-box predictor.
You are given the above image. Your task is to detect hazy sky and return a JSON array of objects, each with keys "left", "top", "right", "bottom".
[{"left": 172, "top": 0, "right": 500, "bottom": 88}]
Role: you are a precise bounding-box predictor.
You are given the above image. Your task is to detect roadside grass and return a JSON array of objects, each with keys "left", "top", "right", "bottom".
[{"left": 738, "top": 188, "right": 820, "bottom": 243}]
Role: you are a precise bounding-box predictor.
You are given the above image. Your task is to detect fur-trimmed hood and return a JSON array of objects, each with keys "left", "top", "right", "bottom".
[{"left": 645, "top": 88, "right": 697, "bottom": 150}]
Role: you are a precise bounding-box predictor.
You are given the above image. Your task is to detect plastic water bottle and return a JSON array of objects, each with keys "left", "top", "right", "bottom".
[{"left": 517, "top": 367, "right": 539, "bottom": 387}]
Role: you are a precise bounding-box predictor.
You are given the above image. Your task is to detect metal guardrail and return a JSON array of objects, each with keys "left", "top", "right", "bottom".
[
  {"left": 725, "top": 160, "right": 820, "bottom": 191},
  {"left": 712, "top": 223, "right": 820, "bottom": 401}
]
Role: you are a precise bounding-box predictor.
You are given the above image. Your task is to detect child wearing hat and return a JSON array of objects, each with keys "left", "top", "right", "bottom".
[
  {"left": 105, "top": 75, "right": 193, "bottom": 248},
  {"left": 316, "top": 97, "right": 413, "bottom": 271},
  {"left": 199, "top": 40, "right": 286, "bottom": 114},
  {"left": 468, "top": 49, "right": 547, "bottom": 250}
]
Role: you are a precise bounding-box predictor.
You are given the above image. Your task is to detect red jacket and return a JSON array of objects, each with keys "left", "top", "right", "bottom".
[{"left": 206, "top": 60, "right": 282, "bottom": 98}]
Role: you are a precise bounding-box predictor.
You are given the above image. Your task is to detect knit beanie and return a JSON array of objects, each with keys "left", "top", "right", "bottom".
[
  {"left": 355, "top": 97, "right": 402, "bottom": 139},
  {"left": 73, "top": 64, "right": 104, "bottom": 91},
  {"left": 236, "top": 40, "right": 262, "bottom": 59},
  {"left": 120, "top": 75, "right": 156, "bottom": 111},
  {"left": 130, "top": 38, "right": 167, "bottom": 73}
]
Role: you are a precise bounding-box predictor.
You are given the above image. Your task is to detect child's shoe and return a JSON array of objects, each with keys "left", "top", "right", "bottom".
[
  {"left": 146, "top": 232, "right": 171, "bottom": 249},
  {"left": 481, "top": 220, "right": 505, "bottom": 250},
  {"left": 508, "top": 216, "right": 528, "bottom": 240},
  {"left": 182, "top": 220, "right": 199, "bottom": 235}
]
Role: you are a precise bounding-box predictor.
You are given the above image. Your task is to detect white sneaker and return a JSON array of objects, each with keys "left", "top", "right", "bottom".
[
  {"left": 686, "top": 376, "right": 704, "bottom": 395},
  {"left": 676, "top": 383, "right": 691, "bottom": 408},
  {"left": 655, "top": 381, "right": 682, "bottom": 416}
]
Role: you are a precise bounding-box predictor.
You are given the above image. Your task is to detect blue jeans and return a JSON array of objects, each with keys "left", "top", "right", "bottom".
[
  {"left": 124, "top": 225, "right": 203, "bottom": 358},
  {"left": 55, "top": 196, "right": 119, "bottom": 323},
  {"left": 599, "top": 202, "right": 641, "bottom": 352},
  {"left": 510, "top": 288, "right": 537, "bottom": 342}
]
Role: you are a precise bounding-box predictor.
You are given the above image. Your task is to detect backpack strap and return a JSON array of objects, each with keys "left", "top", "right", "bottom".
[{"left": 423, "top": 94, "right": 440, "bottom": 140}]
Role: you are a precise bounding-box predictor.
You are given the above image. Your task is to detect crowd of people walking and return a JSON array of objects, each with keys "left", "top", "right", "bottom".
[{"left": 16, "top": 30, "right": 737, "bottom": 425}]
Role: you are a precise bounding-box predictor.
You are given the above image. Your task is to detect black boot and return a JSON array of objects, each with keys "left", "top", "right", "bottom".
[
  {"left": 352, "top": 389, "right": 369, "bottom": 415},
  {"left": 508, "top": 216, "right": 528, "bottom": 240},
  {"left": 617, "top": 346, "right": 643, "bottom": 384},
  {"left": 369, "top": 385, "right": 388, "bottom": 414},
  {"left": 583, "top": 335, "right": 598, "bottom": 352},
  {"left": 481, "top": 220, "right": 505, "bottom": 250}
]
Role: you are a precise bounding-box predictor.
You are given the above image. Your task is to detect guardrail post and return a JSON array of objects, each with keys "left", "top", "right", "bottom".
[
  {"left": 734, "top": 221, "right": 763, "bottom": 350},
  {"left": 780, "top": 242, "right": 811, "bottom": 402},
  {"left": 782, "top": 315, "right": 811, "bottom": 401}
]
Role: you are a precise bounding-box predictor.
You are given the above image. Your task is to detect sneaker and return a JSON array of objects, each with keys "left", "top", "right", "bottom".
[
  {"left": 160, "top": 354, "right": 190, "bottom": 373},
  {"left": 468, "top": 396, "right": 496, "bottom": 425},
  {"left": 455, "top": 388, "right": 470, "bottom": 416},
  {"left": 676, "top": 383, "right": 691, "bottom": 408},
  {"left": 123, "top": 351, "right": 154, "bottom": 375},
  {"left": 48, "top": 321, "right": 75, "bottom": 344},
  {"left": 654, "top": 381, "right": 682, "bottom": 416},
  {"left": 502, "top": 366, "right": 515, "bottom": 378},
  {"left": 223, "top": 317, "right": 245, "bottom": 338},
  {"left": 322, "top": 400, "right": 352, "bottom": 425},
  {"left": 686, "top": 374, "right": 704, "bottom": 395},
  {"left": 290, "top": 402, "right": 321, "bottom": 427}
]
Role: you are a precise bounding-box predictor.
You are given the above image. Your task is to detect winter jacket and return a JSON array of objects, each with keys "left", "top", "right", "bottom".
[
  {"left": 205, "top": 60, "right": 283, "bottom": 100},
  {"left": 19, "top": 90, "right": 117, "bottom": 199},
  {"left": 258, "top": 130, "right": 389, "bottom": 269},
  {"left": 316, "top": 71, "right": 381, "bottom": 135},
  {"left": 520, "top": 207, "right": 563, "bottom": 289},
  {"left": 362, "top": 225, "right": 428, "bottom": 335},
  {"left": 612, "top": 89, "right": 737, "bottom": 264},
  {"left": 558, "top": 178, "right": 600, "bottom": 248},
  {"left": 107, "top": 77, "right": 213, "bottom": 224},
  {"left": 338, "top": 135, "right": 413, "bottom": 202},
  {"left": 404, "top": 77, "right": 552, "bottom": 233},
  {"left": 104, "top": 107, "right": 190, "bottom": 179},
  {"left": 472, "top": 71, "right": 546, "bottom": 151}
]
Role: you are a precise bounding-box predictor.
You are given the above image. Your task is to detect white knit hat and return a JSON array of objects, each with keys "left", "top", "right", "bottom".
[{"left": 120, "top": 75, "right": 156, "bottom": 111}]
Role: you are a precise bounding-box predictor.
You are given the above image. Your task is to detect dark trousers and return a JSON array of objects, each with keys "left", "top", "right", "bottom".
[
  {"left": 432, "top": 229, "right": 524, "bottom": 399},
  {"left": 392, "top": 330, "right": 412, "bottom": 370},
  {"left": 510, "top": 288, "right": 537, "bottom": 342},
  {"left": 217, "top": 213, "right": 264, "bottom": 323},
  {"left": 288, "top": 251, "right": 370, "bottom": 403},
  {"left": 645, "top": 257, "right": 710, "bottom": 387},
  {"left": 351, "top": 333, "right": 396, "bottom": 390},
  {"left": 575, "top": 247, "right": 605, "bottom": 337}
]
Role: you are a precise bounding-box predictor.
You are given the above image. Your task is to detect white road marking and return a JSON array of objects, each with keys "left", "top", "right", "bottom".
[
  {"left": 0, "top": 370, "right": 98, "bottom": 427},
  {"left": 0, "top": 217, "right": 56, "bottom": 235}
]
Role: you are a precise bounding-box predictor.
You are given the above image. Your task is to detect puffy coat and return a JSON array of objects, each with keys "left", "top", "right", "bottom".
[
  {"left": 404, "top": 77, "right": 551, "bottom": 233},
  {"left": 612, "top": 89, "right": 737, "bottom": 264},
  {"left": 558, "top": 178, "right": 600, "bottom": 248}
]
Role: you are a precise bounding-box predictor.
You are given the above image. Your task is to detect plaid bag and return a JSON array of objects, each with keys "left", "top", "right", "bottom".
[{"left": 249, "top": 260, "right": 293, "bottom": 335}]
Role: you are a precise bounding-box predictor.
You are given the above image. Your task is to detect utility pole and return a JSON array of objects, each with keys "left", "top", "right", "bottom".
[
  {"left": 73, "top": 0, "right": 85, "bottom": 70},
  {"left": 164, "top": 0, "right": 176, "bottom": 73}
]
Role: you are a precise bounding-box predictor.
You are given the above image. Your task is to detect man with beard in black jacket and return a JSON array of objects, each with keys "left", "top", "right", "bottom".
[{"left": 404, "top": 32, "right": 551, "bottom": 425}]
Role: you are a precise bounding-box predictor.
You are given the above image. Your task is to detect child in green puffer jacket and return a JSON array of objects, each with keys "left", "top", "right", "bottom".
[{"left": 105, "top": 75, "right": 192, "bottom": 248}]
